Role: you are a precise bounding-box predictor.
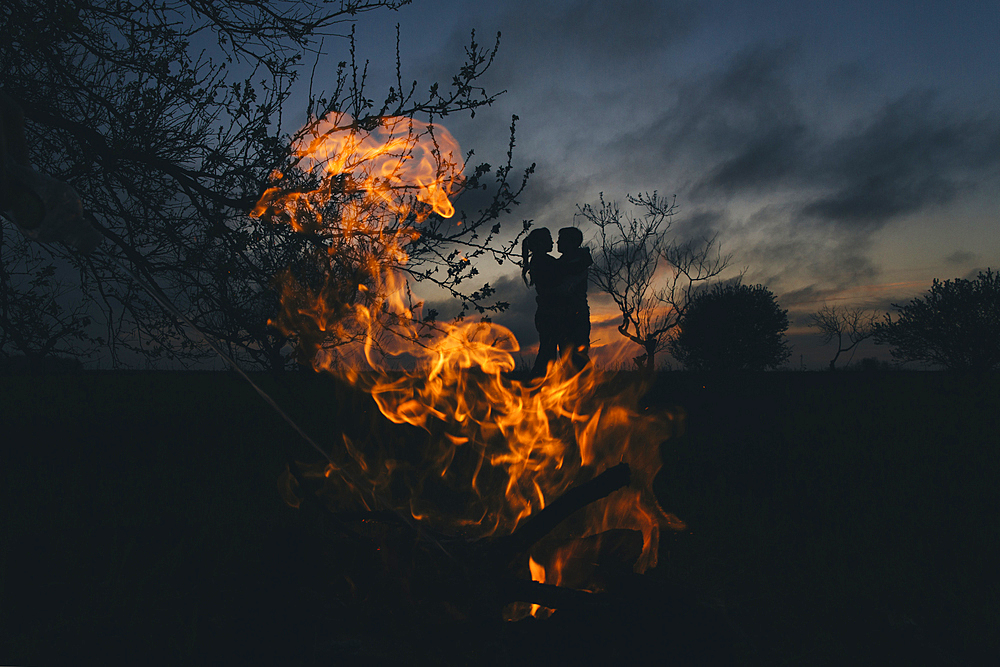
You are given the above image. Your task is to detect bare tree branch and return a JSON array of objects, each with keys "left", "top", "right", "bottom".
[
  {"left": 808, "top": 305, "right": 879, "bottom": 370},
  {"left": 581, "top": 192, "right": 732, "bottom": 371},
  {"left": 2, "top": 1, "right": 531, "bottom": 370}
]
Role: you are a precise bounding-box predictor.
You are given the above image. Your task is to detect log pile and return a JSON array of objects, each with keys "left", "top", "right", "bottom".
[{"left": 273, "top": 459, "right": 742, "bottom": 665}]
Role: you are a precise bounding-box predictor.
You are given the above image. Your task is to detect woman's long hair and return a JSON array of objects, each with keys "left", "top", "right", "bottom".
[{"left": 521, "top": 228, "right": 552, "bottom": 286}]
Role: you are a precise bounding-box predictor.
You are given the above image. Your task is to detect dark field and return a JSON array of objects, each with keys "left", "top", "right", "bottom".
[{"left": 1, "top": 370, "right": 998, "bottom": 665}]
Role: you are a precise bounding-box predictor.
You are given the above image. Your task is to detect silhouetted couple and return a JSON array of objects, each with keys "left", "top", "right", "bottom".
[{"left": 521, "top": 227, "right": 592, "bottom": 377}]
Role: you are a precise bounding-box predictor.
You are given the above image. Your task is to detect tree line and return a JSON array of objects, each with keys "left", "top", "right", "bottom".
[{"left": 576, "top": 191, "right": 999, "bottom": 373}]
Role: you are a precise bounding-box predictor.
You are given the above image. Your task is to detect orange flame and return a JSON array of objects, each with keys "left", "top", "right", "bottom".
[
  {"left": 528, "top": 556, "right": 554, "bottom": 618},
  {"left": 254, "top": 112, "right": 685, "bottom": 614},
  {"left": 253, "top": 112, "right": 461, "bottom": 225}
]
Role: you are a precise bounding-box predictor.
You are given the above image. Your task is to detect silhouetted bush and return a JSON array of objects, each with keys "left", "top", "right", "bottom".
[
  {"left": 669, "top": 282, "right": 791, "bottom": 371},
  {"left": 874, "top": 269, "right": 1000, "bottom": 371}
]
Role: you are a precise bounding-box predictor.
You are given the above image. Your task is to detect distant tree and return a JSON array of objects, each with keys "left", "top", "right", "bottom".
[
  {"left": 668, "top": 282, "right": 791, "bottom": 372},
  {"left": 873, "top": 269, "right": 1000, "bottom": 372},
  {"left": 809, "top": 305, "right": 879, "bottom": 370},
  {"left": 581, "top": 192, "right": 732, "bottom": 372}
]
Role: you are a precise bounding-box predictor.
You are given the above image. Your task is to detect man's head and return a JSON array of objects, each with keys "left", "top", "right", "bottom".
[{"left": 557, "top": 226, "right": 583, "bottom": 254}]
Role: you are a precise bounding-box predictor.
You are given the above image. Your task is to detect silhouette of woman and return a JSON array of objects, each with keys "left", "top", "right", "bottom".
[{"left": 522, "top": 227, "right": 559, "bottom": 377}]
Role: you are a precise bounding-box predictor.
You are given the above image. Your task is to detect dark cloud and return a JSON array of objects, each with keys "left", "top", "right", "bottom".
[
  {"left": 487, "top": 273, "right": 539, "bottom": 351},
  {"left": 800, "top": 91, "right": 1000, "bottom": 228},
  {"left": 696, "top": 124, "right": 809, "bottom": 195},
  {"left": 617, "top": 46, "right": 1000, "bottom": 235},
  {"left": 672, "top": 206, "right": 728, "bottom": 243},
  {"left": 823, "top": 61, "right": 880, "bottom": 96},
  {"left": 512, "top": 168, "right": 592, "bottom": 229},
  {"left": 411, "top": 8, "right": 1000, "bottom": 312},
  {"left": 779, "top": 283, "right": 863, "bottom": 308},
  {"left": 683, "top": 42, "right": 802, "bottom": 150},
  {"left": 485, "top": 0, "right": 700, "bottom": 77},
  {"left": 615, "top": 49, "right": 1000, "bottom": 296},
  {"left": 962, "top": 266, "right": 994, "bottom": 281},
  {"left": 800, "top": 176, "right": 959, "bottom": 228},
  {"left": 606, "top": 42, "right": 808, "bottom": 197},
  {"left": 750, "top": 241, "right": 880, "bottom": 296},
  {"left": 944, "top": 250, "right": 977, "bottom": 265},
  {"left": 781, "top": 285, "right": 828, "bottom": 309},
  {"left": 722, "top": 201, "right": 883, "bottom": 296},
  {"left": 671, "top": 43, "right": 801, "bottom": 149}
]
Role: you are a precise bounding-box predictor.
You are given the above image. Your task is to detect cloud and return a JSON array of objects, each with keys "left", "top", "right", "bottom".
[
  {"left": 721, "top": 201, "right": 883, "bottom": 297},
  {"left": 962, "top": 266, "right": 994, "bottom": 281},
  {"left": 423, "top": 0, "right": 703, "bottom": 185},
  {"left": 671, "top": 206, "right": 728, "bottom": 244},
  {"left": 944, "top": 249, "right": 977, "bottom": 266},
  {"left": 615, "top": 42, "right": 804, "bottom": 169},
  {"left": 800, "top": 91, "right": 1000, "bottom": 229},
  {"left": 696, "top": 124, "right": 810, "bottom": 196},
  {"left": 412, "top": 13, "right": 1000, "bottom": 314},
  {"left": 616, "top": 46, "right": 1000, "bottom": 232},
  {"left": 602, "top": 45, "right": 1000, "bottom": 294},
  {"left": 777, "top": 284, "right": 844, "bottom": 308},
  {"left": 681, "top": 42, "right": 803, "bottom": 153},
  {"left": 480, "top": 0, "right": 700, "bottom": 81}
]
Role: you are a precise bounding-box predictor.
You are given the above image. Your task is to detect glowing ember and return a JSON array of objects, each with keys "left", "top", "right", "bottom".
[
  {"left": 253, "top": 111, "right": 685, "bottom": 615},
  {"left": 528, "top": 556, "right": 554, "bottom": 618}
]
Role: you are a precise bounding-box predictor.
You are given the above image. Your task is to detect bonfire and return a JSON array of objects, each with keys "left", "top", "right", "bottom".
[{"left": 249, "top": 112, "right": 691, "bottom": 628}]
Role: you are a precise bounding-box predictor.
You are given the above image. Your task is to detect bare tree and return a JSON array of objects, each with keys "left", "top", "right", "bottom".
[
  {"left": 581, "top": 192, "right": 732, "bottom": 372},
  {"left": 2, "top": 1, "right": 531, "bottom": 371},
  {"left": 0, "top": 221, "right": 101, "bottom": 370},
  {"left": 809, "top": 305, "right": 879, "bottom": 370}
]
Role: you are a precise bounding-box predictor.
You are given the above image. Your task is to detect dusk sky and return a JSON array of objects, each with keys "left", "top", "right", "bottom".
[{"left": 313, "top": 0, "right": 1000, "bottom": 368}]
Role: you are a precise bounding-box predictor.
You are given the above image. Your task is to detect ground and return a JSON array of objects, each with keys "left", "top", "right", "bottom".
[{"left": 1, "top": 370, "right": 997, "bottom": 665}]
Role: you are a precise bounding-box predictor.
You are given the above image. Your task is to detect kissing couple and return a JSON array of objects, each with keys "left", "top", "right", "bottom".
[{"left": 521, "top": 226, "right": 592, "bottom": 378}]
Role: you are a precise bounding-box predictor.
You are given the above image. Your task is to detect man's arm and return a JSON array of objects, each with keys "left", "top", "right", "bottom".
[{"left": 554, "top": 248, "right": 591, "bottom": 291}]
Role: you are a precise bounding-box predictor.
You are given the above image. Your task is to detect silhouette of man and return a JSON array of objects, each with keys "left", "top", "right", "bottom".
[
  {"left": 522, "top": 227, "right": 560, "bottom": 377},
  {"left": 555, "top": 227, "right": 591, "bottom": 371}
]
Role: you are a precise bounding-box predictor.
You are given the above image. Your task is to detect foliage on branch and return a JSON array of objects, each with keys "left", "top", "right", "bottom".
[{"left": 873, "top": 269, "right": 1000, "bottom": 371}]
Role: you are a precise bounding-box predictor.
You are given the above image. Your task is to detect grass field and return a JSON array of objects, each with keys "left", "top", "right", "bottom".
[{"left": 1, "top": 370, "right": 997, "bottom": 665}]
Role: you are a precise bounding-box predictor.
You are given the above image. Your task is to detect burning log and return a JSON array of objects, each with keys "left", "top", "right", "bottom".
[
  {"left": 495, "top": 461, "right": 631, "bottom": 564},
  {"left": 267, "top": 454, "right": 741, "bottom": 666},
  {"left": 282, "top": 456, "right": 644, "bottom": 620}
]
